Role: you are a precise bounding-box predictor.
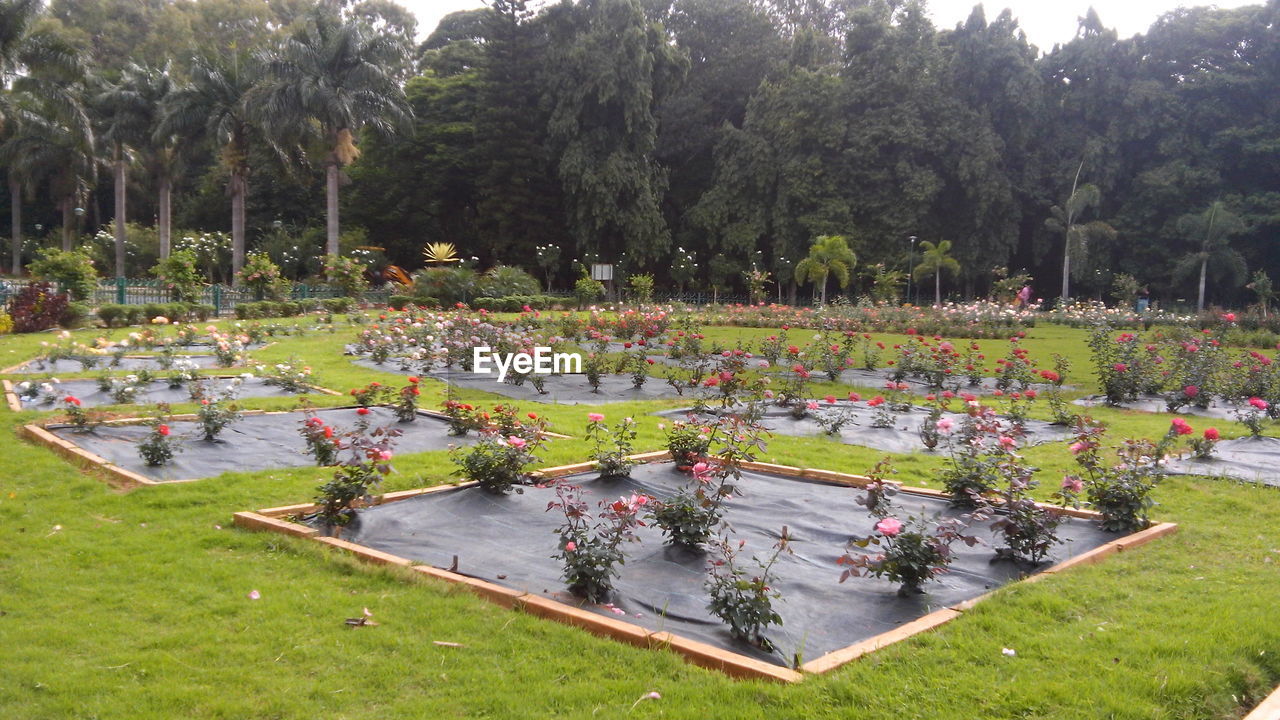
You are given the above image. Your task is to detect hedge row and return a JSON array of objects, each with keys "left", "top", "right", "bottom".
[
  {"left": 97, "top": 302, "right": 217, "bottom": 327},
  {"left": 387, "top": 294, "right": 564, "bottom": 312},
  {"left": 233, "top": 297, "right": 356, "bottom": 319}
]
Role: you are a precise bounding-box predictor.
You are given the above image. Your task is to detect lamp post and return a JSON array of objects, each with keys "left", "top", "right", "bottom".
[{"left": 906, "top": 235, "right": 917, "bottom": 305}]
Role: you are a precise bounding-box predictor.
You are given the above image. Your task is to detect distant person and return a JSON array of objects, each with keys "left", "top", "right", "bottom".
[
  {"left": 1016, "top": 284, "right": 1032, "bottom": 309},
  {"left": 1137, "top": 286, "right": 1150, "bottom": 312}
]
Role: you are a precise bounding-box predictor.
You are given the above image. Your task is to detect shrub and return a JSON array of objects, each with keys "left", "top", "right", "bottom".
[
  {"left": 137, "top": 417, "right": 179, "bottom": 466},
  {"left": 0, "top": 311, "right": 13, "bottom": 334},
  {"left": 586, "top": 413, "right": 637, "bottom": 479},
  {"left": 839, "top": 514, "right": 980, "bottom": 595},
  {"left": 574, "top": 275, "right": 605, "bottom": 307},
  {"left": 315, "top": 422, "right": 402, "bottom": 528},
  {"left": 9, "top": 282, "right": 69, "bottom": 332},
  {"left": 452, "top": 432, "right": 541, "bottom": 495},
  {"left": 321, "top": 297, "right": 355, "bottom": 314},
  {"left": 705, "top": 529, "right": 791, "bottom": 649},
  {"left": 97, "top": 304, "right": 127, "bottom": 327},
  {"left": 388, "top": 294, "right": 411, "bottom": 310},
  {"left": 412, "top": 266, "right": 476, "bottom": 305},
  {"left": 150, "top": 250, "right": 204, "bottom": 303},
  {"left": 321, "top": 254, "right": 370, "bottom": 297},
  {"left": 61, "top": 302, "right": 91, "bottom": 328},
  {"left": 28, "top": 248, "right": 98, "bottom": 301},
  {"left": 1062, "top": 419, "right": 1164, "bottom": 533},
  {"left": 627, "top": 273, "right": 654, "bottom": 303},
  {"left": 478, "top": 265, "right": 539, "bottom": 298},
  {"left": 550, "top": 482, "right": 651, "bottom": 603},
  {"left": 237, "top": 252, "right": 290, "bottom": 300}
]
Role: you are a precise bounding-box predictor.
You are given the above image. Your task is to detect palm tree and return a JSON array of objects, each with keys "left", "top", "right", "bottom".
[
  {"left": 94, "top": 64, "right": 162, "bottom": 277},
  {"left": 913, "top": 239, "right": 961, "bottom": 306},
  {"left": 160, "top": 53, "right": 263, "bottom": 281},
  {"left": 1, "top": 0, "right": 85, "bottom": 272},
  {"left": 794, "top": 234, "right": 857, "bottom": 305},
  {"left": 1173, "top": 201, "right": 1247, "bottom": 311},
  {"left": 1045, "top": 162, "right": 1115, "bottom": 301},
  {"left": 257, "top": 7, "right": 411, "bottom": 255}
]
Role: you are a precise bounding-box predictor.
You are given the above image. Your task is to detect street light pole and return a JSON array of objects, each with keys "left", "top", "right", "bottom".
[{"left": 906, "top": 235, "right": 917, "bottom": 305}]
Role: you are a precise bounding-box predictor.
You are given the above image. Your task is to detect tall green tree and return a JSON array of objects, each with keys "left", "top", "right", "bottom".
[
  {"left": 794, "top": 234, "right": 856, "bottom": 305},
  {"left": 541, "top": 0, "right": 687, "bottom": 267},
  {"left": 160, "top": 52, "right": 263, "bottom": 280},
  {"left": 1045, "top": 162, "right": 1116, "bottom": 301},
  {"left": 258, "top": 5, "right": 412, "bottom": 256},
  {"left": 1173, "top": 201, "right": 1247, "bottom": 311},
  {"left": 913, "top": 239, "right": 960, "bottom": 306}
]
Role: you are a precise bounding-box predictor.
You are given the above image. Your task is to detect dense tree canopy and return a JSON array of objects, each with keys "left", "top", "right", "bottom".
[{"left": 1, "top": 0, "right": 1277, "bottom": 307}]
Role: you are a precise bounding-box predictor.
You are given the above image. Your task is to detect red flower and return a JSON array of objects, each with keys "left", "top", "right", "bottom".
[
  {"left": 64, "top": 396, "right": 81, "bottom": 406},
  {"left": 1170, "top": 417, "right": 1193, "bottom": 436},
  {"left": 157, "top": 424, "right": 171, "bottom": 436},
  {"left": 867, "top": 396, "right": 885, "bottom": 407},
  {"left": 323, "top": 426, "right": 334, "bottom": 438},
  {"left": 1204, "top": 427, "right": 1220, "bottom": 440},
  {"left": 357, "top": 408, "right": 370, "bottom": 416},
  {"left": 407, "top": 376, "right": 420, "bottom": 384}
]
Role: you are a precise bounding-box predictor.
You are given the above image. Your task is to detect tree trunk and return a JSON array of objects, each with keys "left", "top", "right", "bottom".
[
  {"left": 231, "top": 169, "right": 246, "bottom": 284},
  {"left": 935, "top": 271, "right": 941, "bottom": 307},
  {"left": 114, "top": 154, "right": 127, "bottom": 278},
  {"left": 158, "top": 175, "right": 172, "bottom": 259},
  {"left": 9, "top": 175, "right": 22, "bottom": 275},
  {"left": 326, "top": 161, "right": 340, "bottom": 256},
  {"left": 1197, "top": 256, "right": 1208, "bottom": 312},
  {"left": 61, "top": 198, "right": 73, "bottom": 251},
  {"left": 1061, "top": 243, "right": 1070, "bottom": 303}
]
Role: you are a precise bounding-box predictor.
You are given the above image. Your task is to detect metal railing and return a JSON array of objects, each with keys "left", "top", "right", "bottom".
[{"left": 0, "top": 277, "right": 389, "bottom": 316}]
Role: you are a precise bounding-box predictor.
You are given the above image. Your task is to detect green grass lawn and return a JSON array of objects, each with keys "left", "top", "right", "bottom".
[{"left": 1, "top": 316, "right": 1278, "bottom": 719}]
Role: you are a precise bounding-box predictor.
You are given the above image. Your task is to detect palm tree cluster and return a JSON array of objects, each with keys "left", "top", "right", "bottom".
[{"left": 0, "top": 0, "right": 410, "bottom": 282}]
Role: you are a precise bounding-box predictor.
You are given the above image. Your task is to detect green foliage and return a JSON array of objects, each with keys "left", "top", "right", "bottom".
[
  {"left": 794, "top": 235, "right": 856, "bottom": 305},
  {"left": 477, "top": 265, "right": 539, "bottom": 298},
  {"left": 321, "top": 254, "right": 370, "bottom": 297},
  {"left": 412, "top": 266, "right": 476, "bottom": 305},
  {"left": 29, "top": 248, "right": 98, "bottom": 301},
  {"left": 627, "top": 273, "right": 655, "bottom": 304},
  {"left": 150, "top": 250, "right": 204, "bottom": 303},
  {"left": 914, "top": 240, "right": 961, "bottom": 305},
  {"left": 573, "top": 275, "right": 605, "bottom": 308},
  {"left": 237, "top": 252, "right": 290, "bottom": 301}
]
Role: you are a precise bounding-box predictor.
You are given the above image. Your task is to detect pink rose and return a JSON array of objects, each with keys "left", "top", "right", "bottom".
[
  {"left": 1061, "top": 476, "right": 1084, "bottom": 494},
  {"left": 1069, "top": 441, "right": 1087, "bottom": 455},
  {"left": 1248, "top": 397, "right": 1269, "bottom": 410},
  {"left": 936, "top": 418, "right": 954, "bottom": 432},
  {"left": 875, "top": 517, "right": 902, "bottom": 537},
  {"left": 508, "top": 436, "right": 526, "bottom": 449},
  {"left": 564, "top": 541, "right": 576, "bottom": 552},
  {"left": 588, "top": 412, "right": 605, "bottom": 422}
]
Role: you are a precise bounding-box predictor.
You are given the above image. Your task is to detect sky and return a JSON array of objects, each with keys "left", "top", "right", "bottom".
[{"left": 399, "top": 0, "right": 1263, "bottom": 52}]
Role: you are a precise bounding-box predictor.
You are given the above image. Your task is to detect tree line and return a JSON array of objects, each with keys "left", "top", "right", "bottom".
[{"left": 2, "top": 0, "right": 1277, "bottom": 307}]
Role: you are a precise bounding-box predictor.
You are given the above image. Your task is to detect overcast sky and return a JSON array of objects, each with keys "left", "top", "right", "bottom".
[{"left": 399, "top": 0, "right": 1263, "bottom": 52}]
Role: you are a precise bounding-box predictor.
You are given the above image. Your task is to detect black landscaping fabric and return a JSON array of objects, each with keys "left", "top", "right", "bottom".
[
  {"left": 7, "top": 355, "right": 225, "bottom": 373},
  {"left": 656, "top": 402, "right": 1072, "bottom": 454},
  {"left": 1073, "top": 394, "right": 1238, "bottom": 420},
  {"left": 338, "top": 461, "right": 1121, "bottom": 667},
  {"left": 49, "top": 407, "right": 478, "bottom": 482},
  {"left": 1164, "top": 436, "right": 1280, "bottom": 486},
  {"left": 15, "top": 376, "right": 309, "bottom": 409},
  {"left": 837, "top": 368, "right": 1059, "bottom": 395}
]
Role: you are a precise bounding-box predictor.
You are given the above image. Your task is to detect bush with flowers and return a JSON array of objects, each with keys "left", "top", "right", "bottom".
[
  {"left": 1235, "top": 396, "right": 1270, "bottom": 436},
  {"left": 939, "top": 404, "right": 1015, "bottom": 507},
  {"left": 1189, "top": 427, "right": 1220, "bottom": 459},
  {"left": 839, "top": 512, "right": 980, "bottom": 596},
  {"left": 62, "top": 395, "right": 95, "bottom": 433},
  {"left": 314, "top": 422, "right": 401, "bottom": 529},
  {"left": 137, "top": 413, "right": 179, "bottom": 466},
  {"left": 196, "top": 382, "right": 242, "bottom": 441},
  {"left": 299, "top": 411, "right": 343, "bottom": 465},
  {"left": 664, "top": 417, "right": 711, "bottom": 467},
  {"left": 549, "top": 482, "right": 651, "bottom": 602},
  {"left": 442, "top": 399, "right": 484, "bottom": 435},
  {"left": 587, "top": 413, "right": 637, "bottom": 479},
  {"left": 705, "top": 528, "right": 792, "bottom": 648},
  {"left": 237, "top": 252, "right": 290, "bottom": 301},
  {"left": 393, "top": 377, "right": 421, "bottom": 421},
  {"left": 255, "top": 357, "right": 313, "bottom": 393},
  {"left": 1059, "top": 418, "right": 1166, "bottom": 532},
  {"left": 320, "top": 254, "right": 370, "bottom": 298},
  {"left": 453, "top": 427, "right": 544, "bottom": 495},
  {"left": 349, "top": 381, "right": 389, "bottom": 408}
]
